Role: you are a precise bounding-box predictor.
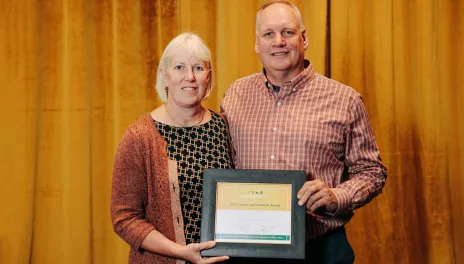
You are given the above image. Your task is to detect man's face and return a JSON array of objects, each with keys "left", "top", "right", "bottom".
[{"left": 255, "top": 3, "right": 308, "bottom": 79}]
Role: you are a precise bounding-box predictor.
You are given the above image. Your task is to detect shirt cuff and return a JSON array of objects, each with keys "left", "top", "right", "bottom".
[{"left": 328, "top": 188, "right": 351, "bottom": 216}]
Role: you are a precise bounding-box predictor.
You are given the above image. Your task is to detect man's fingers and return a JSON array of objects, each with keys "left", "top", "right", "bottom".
[
  {"left": 298, "top": 188, "right": 314, "bottom": 206},
  {"left": 297, "top": 181, "right": 310, "bottom": 198},
  {"left": 297, "top": 180, "right": 319, "bottom": 198},
  {"left": 305, "top": 189, "right": 326, "bottom": 210},
  {"left": 310, "top": 196, "right": 330, "bottom": 212},
  {"left": 298, "top": 180, "right": 324, "bottom": 206}
]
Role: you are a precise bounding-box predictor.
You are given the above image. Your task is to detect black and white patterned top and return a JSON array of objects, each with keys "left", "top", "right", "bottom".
[{"left": 154, "top": 111, "right": 233, "bottom": 245}]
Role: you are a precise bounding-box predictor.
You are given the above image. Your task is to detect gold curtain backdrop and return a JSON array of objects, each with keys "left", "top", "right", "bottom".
[{"left": 0, "top": 0, "right": 462, "bottom": 263}]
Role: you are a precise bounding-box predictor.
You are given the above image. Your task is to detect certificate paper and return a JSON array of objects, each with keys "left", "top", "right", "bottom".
[{"left": 215, "top": 182, "right": 292, "bottom": 244}]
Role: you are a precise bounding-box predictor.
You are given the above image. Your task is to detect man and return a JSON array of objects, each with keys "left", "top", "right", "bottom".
[{"left": 221, "top": 1, "right": 388, "bottom": 263}]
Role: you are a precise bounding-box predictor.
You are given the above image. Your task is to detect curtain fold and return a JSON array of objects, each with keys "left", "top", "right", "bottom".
[
  {"left": 1, "top": 1, "right": 179, "bottom": 263},
  {"left": 330, "top": 0, "right": 463, "bottom": 263},
  {"left": 0, "top": 0, "right": 462, "bottom": 263}
]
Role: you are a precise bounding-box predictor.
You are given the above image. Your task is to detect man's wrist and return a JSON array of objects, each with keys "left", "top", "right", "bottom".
[
  {"left": 325, "top": 190, "right": 338, "bottom": 213},
  {"left": 326, "top": 188, "right": 351, "bottom": 215}
]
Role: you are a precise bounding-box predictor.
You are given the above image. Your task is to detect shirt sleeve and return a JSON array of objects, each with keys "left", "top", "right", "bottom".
[
  {"left": 111, "top": 128, "right": 156, "bottom": 249},
  {"left": 330, "top": 95, "right": 388, "bottom": 215}
]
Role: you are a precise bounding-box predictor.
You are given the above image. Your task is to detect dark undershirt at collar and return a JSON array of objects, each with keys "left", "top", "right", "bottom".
[{"left": 266, "top": 81, "right": 281, "bottom": 92}]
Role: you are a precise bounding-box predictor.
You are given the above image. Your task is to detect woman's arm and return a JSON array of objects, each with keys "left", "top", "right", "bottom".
[
  {"left": 111, "top": 128, "right": 155, "bottom": 248},
  {"left": 141, "top": 230, "right": 228, "bottom": 263},
  {"left": 111, "top": 127, "right": 228, "bottom": 263}
]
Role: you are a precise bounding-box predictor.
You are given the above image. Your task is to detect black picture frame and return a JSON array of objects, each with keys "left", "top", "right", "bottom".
[{"left": 200, "top": 169, "right": 306, "bottom": 259}]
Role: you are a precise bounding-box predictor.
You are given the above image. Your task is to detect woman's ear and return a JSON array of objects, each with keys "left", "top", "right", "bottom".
[{"left": 161, "top": 69, "right": 168, "bottom": 86}]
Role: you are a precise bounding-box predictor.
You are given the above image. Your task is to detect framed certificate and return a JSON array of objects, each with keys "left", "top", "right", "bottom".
[{"left": 200, "top": 169, "right": 306, "bottom": 259}]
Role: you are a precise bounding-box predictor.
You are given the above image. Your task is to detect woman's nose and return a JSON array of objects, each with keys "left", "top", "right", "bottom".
[{"left": 184, "top": 68, "right": 196, "bottom": 81}]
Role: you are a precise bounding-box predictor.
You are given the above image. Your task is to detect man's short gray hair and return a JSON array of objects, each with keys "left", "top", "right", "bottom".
[
  {"left": 255, "top": 0, "right": 305, "bottom": 35},
  {"left": 155, "top": 32, "right": 213, "bottom": 102}
]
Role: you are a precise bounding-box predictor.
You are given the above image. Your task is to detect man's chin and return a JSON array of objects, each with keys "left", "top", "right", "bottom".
[{"left": 266, "top": 65, "right": 292, "bottom": 72}]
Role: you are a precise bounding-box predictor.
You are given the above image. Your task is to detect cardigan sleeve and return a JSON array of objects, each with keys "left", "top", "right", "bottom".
[{"left": 111, "top": 127, "right": 155, "bottom": 250}]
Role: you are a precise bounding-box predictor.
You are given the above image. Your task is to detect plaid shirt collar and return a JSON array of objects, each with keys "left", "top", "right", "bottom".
[{"left": 260, "top": 59, "right": 316, "bottom": 96}]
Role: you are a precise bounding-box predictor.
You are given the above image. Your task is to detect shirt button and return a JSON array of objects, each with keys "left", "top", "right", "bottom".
[
  {"left": 270, "top": 155, "right": 275, "bottom": 160},
  {"left": 273, "top": 127, "right": 277, "bottom": 132},
  {"left": 292, "top": 88, "right": 296, "bottom": 92},
  {"left": 277, "top": 101, "right": 282, "bottom": 106}
]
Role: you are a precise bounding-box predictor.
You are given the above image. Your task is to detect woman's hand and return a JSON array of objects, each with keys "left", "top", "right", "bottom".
[
  {"left": 140, "top": 230, "right": 228, "bottom": 263},
  {"left": 180, "top": 241, "right": 229, "bottom": 264}
]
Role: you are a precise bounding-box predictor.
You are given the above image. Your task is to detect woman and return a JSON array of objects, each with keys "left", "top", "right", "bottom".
[{"left": 111, "top": 33, "right": 231, "bottom": 264}]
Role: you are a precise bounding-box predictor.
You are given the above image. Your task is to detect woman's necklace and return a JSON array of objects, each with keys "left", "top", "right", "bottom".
[{"left": 164, "top": 104, "right": 205, "bottom": 127}]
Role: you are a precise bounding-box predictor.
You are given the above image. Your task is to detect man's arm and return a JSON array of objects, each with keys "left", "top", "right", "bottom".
[
  {"left": 329, "top": 95, "right": 387, "bottom": 215},
  {"left": 298, "top": 96, "right": 387, "bottom": 216}
]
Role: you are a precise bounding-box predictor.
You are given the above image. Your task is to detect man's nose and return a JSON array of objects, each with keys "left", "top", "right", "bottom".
[{"left": 274, "top": 34, "right": 286, "bottom": 46}]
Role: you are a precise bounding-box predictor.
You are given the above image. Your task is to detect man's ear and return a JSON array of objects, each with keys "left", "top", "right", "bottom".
[
  {"left": 255, "top": 37, "right": 259, "bottom": 54},
  {"left": 206, "top": 69, "right": 211, "bottom": 83},
  {"left": 301, "top": 29, "right": 309, "bottom": 50}
]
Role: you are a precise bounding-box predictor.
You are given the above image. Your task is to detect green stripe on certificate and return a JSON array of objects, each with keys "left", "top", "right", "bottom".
[{"left": 216, "top": 234, "right": 290, "bottom": 241}]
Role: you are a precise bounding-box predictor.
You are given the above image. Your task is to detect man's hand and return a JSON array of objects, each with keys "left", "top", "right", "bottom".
[
  {"left": 180, "top": 241, "right": 229, "bottom": 264},
  {"left": 297, "top": 179, "right": 338, "bottom": 214}
]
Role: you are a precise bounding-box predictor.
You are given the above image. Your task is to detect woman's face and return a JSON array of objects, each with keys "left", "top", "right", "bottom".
[{"left": 164, "top": 49, "right": 210, "bottom": 108}]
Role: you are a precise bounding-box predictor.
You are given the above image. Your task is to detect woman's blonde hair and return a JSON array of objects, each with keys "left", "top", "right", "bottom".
[{"left": 155, "top": 33, "right": 213, "bottom": 102}]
